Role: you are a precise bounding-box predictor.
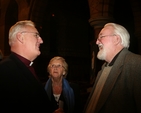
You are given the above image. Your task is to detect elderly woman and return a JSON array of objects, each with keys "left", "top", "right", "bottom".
[{"left": 44, "top": 56, "right": 82, "bottom": 113}]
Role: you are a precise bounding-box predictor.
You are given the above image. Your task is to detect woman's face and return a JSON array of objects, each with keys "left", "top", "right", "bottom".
[{"left": 49, "top": 59, "right": 65, "bottom": 79}]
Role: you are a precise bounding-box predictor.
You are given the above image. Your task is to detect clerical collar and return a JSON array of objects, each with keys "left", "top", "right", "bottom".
[
  {"left": 12, "top": 52, "right": 33, "bottom": 67},
  {"left": 105, "top": 49, "right": 123, "bottom": 66}
]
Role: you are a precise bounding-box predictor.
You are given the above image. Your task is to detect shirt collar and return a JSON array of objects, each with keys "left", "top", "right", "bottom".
[
  {"left": 12, "top": 52, "right": 33, "bottom": 67},
  {"left": 105, "top": 49, "right": 123, "bottom": 66}
]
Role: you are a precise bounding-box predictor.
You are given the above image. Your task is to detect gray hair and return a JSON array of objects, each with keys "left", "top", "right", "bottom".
[
  {"left": 47, "top": 56, "right": 68, "bottom": 78},
  {"left": 9, "top": 20, "right": 35, "bottom": 46},
  {"left": 104, "top": 23, "right": 130, "bottom": 49}
]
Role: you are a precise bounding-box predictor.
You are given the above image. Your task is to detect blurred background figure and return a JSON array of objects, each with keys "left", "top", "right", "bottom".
[{"left": 45, "top": 56, "right": 82, "bottom": 113}]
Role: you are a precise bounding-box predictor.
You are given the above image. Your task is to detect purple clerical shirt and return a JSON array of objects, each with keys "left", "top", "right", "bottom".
[{"left": 12, "top": 52, "right": 39, "bottom": 80}]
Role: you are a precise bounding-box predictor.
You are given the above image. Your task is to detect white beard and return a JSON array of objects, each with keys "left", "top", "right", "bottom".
[{"left": 97, "top": 48, "right": 106, "bottom": 61}]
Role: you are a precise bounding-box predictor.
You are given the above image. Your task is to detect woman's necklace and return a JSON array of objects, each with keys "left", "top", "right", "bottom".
[
  {"left": 53, "top": 94, "right": 60, "bottom": 102},
  {"left": 52, "top": 84, "right": 62, "bottom": 102}
]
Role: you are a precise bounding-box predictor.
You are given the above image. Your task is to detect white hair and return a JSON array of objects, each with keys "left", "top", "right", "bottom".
[
  {"left": 9, "top": 20, "right": 35, "bottom": 46},
  {"left": 104, "top": 23, "right": 130, "bottom": 48}
]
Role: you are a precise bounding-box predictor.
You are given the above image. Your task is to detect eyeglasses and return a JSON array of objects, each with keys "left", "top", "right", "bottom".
[
  {"left": 20, "top": 31, "right": 40, "bottom": 38},
  {"left": 97, "top": 34, "right": 116, "bottom": 41},
  {"left": 50, "top": 64, "right": 64, "bottom": 69}
]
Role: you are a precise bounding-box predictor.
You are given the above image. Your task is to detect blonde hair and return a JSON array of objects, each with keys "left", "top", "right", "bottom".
[{"left": 47, "top": 56, "right": 68, "bottom": 78}]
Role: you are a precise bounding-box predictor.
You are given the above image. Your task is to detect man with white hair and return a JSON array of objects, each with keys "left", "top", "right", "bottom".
[
  {"left": 0, "top": 20, "right": 51, "bottom": 112},
  {"left": 84, "top": 23, "right": 141, "bottom": 113}
]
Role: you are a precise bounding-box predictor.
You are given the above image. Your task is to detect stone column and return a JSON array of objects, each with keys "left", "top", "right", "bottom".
[{"left": 88, "top": 0, "right": 114, "bottom": 84}]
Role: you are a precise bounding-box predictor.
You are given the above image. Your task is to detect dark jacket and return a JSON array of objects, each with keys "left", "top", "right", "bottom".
[
  {"left": 84, "top": 48, "right": 141, "bottom": 113},
  {"left": 0, "top": 53, "right": 51, "bottom": 113}
]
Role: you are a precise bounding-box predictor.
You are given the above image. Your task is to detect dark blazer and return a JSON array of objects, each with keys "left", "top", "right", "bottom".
[
  {"left": 85, "top": 48, "right": 141, "bottom": 113},
  {"left": 0, "top": 53, "right": 51, "bottom": 113}
]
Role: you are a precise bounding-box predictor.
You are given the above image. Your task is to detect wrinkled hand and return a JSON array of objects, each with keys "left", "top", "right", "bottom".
[{"left": 53, "top": 108, "right": 64, "bottom": 113}]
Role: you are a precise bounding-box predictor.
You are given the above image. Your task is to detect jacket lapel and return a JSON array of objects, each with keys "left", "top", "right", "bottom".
[{"left": 95, "top": 49, "right": 129, "bottom": 113}]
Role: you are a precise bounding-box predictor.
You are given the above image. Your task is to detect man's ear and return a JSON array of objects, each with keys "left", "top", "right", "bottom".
[
  {"left": 114, "top": 35, "right": 121, "bottom": 45},
  {"left": 16, "top": 32, "right": 23, "bottom": 43}
]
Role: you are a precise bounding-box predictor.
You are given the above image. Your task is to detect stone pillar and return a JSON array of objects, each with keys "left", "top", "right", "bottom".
[{"left": 88, "top": 0, "right": 114, "bottom": 84}]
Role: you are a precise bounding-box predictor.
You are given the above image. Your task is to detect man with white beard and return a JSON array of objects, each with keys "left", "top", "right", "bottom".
[{"left": 84, "top": 23, "right": 141, "bottom": 113}]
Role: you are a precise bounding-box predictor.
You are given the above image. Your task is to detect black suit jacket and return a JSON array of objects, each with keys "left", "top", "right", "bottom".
[{"left": 0, "top": 53, "right": 51, "bottom": 113}]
